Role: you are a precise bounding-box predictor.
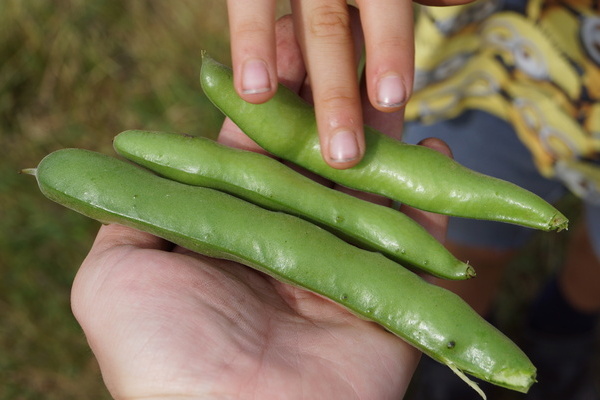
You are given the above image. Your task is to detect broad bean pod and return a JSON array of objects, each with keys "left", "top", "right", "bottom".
[
  {"left": 200, "top": 54, "right": 568, "bottom": 232},
  {"left": 28, "top": 149, "right": 536, "bottom": 396},
  {"left": 113, "top": 129, "right": 474, "bottom": 280}
]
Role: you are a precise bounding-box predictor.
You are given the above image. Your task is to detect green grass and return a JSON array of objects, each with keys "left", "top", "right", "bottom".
[
  {"left": 1, "top": 1, "right": 597, "bottom": 399},
  {"left": 2, "top": 1, "right": 235, "bottom": 397}
]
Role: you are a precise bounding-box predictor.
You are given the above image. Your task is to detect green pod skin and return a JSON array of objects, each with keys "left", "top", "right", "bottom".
[
  {"left": 113, "top": 129, "right": 475, "bottom": 280},
  {"left": 200, "top": 54, "right": 568, "bottom": 232},
  {"left": 28, "top": 149, "right": 535, "bottom": 392},
  {"left": 30, "top": 148, "right": 537, "bottom": 395}
]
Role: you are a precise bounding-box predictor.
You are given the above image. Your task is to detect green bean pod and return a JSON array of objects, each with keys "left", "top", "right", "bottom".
[
  {"left": 200, "top": 54, "right": 568, "bottom": 232},
  {"left": 28, "top": 148, "right": 536, "bottom": 396},
  {"left": 113, "top": 129, "right": 474, "bottom": 280}
]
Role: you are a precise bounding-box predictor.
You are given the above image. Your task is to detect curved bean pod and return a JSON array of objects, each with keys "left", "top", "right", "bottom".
[
  {"left": 28, "top": 148, "right": 536, "bottom": 395},
  {"left": 113, "top": 129, "right": 474, "bottom": 280},
  {"left": 200, "top": 54, "right": 568, "bottom": 232}
]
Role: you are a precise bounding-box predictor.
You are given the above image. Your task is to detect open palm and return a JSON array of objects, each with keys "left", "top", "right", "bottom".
[{"left": 72, "top": 224, "right": 421, "bottom": 400}]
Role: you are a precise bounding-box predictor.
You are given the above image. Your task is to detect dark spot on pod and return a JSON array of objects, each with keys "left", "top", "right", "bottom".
[{"left": 447, "top": 341, "right": 456, "bottom": 349}]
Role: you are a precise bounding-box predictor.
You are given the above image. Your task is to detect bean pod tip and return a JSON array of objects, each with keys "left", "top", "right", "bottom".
[
  {"left": 551, "top": 214, "right": 569, "bottom": 232},
  {"left": 21, "top": 168, "right": 37, "bottom": 177},
  {"left": 465, "top": 264, "right": 476, "bottom": 279}
]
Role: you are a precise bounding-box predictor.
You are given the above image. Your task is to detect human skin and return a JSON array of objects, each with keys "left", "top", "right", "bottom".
[
  {"left": 72, "top": 224, "right": 423, "bottom": 399},
  {"left": 226, "top": 0, "right": 475, "bottom": 168},
  {"left": 70, "top": 14, "right": 451, "bottom": 400}
]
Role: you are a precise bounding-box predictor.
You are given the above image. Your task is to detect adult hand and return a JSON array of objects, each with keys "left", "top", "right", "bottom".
[
  {"left": 72, "top": 187, "right": 448, "bottom": 400},
  {"left": 72, "top": 223, "right": 425, "bottom": 400},
  {"left": 226, "top": 0, "right": 471, "bottom": 169}
]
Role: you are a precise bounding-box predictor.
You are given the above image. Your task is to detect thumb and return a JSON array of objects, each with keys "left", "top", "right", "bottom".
[{"left": 89, "top": 223, "right": 173, "bottom": 255}]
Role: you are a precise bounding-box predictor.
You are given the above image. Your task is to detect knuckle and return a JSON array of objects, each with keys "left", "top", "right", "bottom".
[
  {"left": 232, "top": 21, "right": 271, "bottom": 42},
  {"left": 318, "top": 87, "right": 356, "bottom": 108},
  {"left": 308, "top": 5, "right": 351, "bottom": 39},
  {"left": 378, "top": 35, "right": 409, "bottom": 51}
]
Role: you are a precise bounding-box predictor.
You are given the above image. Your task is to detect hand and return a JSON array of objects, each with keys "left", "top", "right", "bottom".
[
  {"left": 73, "top": 222, "right": 426, "bottom": 400},
  {"left": 226, "top": 0, "right": 471, "bottom": 169},
  {"left": 70, "top": 14, "right": 452, "bottom": 400},
  {"left": 72, "top": 189, "right": 448, "bottom": 400}
]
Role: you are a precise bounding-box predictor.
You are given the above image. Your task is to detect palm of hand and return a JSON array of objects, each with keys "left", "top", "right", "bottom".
[{"left": 72, "top": 225, "right": 419, "bottom": 400}]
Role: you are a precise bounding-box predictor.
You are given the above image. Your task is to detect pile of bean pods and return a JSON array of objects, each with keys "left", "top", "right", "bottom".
[{"left": 25, "top": 55, "right": 570, "bottom": 399}]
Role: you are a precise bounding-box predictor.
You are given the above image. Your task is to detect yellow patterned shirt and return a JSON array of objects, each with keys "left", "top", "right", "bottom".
[{"left": 406, "top": 0, "right": 600, "bottom": 203}]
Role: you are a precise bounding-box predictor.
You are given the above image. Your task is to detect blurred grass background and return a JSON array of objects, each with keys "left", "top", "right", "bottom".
[
  {"left": 1, "top": 1, "right": 289, "bottom": 397},
  {"left": 1, "top": 1, "right": 597, "bottom": 399}
]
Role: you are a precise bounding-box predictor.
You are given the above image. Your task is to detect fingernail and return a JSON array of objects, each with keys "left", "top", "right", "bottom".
[
  {"left": 377, "top": 75, "right": 406, "bottom": 108},
  {"left": 330, "top": 130, "right": 359, "bottom": 163},
  {"left": 242, "top": 59, "right": 271, "bottom": 94}
]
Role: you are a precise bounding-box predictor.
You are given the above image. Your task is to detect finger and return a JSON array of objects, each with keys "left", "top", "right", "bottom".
[
  {"left": 361, "top": 91, "right": 405, "bottom": 141},
  {"left": 400, "top": 138, "right": 453, "bottom": 243},
  {"left": 401, "top": 204, "right": 449, "bottom": 244},
  {"left": 227, "top": 0, "right": 278, "bottom": 104},
  {"left": 360, "top": 66, "right": 405, "bottom": 141},
  {"left": 217, "top": 117, "right": 269, "bottom": 154},
  {"left": 89, "top": 224, "right": 173, "bottom": 255},
  {"left": 73, "top": 224, "right": 169, "bottom": 314},
  {"left": 273, "top": 14, "right": 306, "bottom": 92},
  {"left": 298, "top": 7, "right": 364, "bottom": 105},
  {"left": 72, "top": 225, "right": 173, "bottom": 326},
  {"left": 356, "top": 0, "right": 414, "bottom": 113},
  {"left": 416, "top": 0, "right": 476, "bottom": 5},
  {"left": 417, "top": 137, "right": 454, "bottom": 159},
  {"left": 291, "top": 0, "right": 365, "bottom": 169},
  {"left": 218, "top": 14, "right": 307, "bottom": 153}
]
